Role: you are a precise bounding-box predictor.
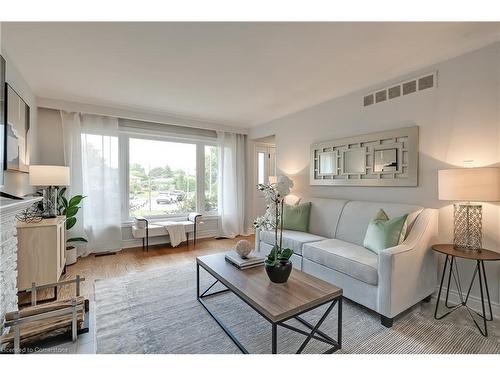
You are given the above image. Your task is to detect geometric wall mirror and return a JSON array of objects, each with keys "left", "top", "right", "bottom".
[
  {"left": 374, "top": 147, "right": 398, "bottom": 172},
  {"left": 342, "top": 148, "right": 366, "bottom": 175},
  {"left": 317, "top": 151, "right": 337, "bottom": 176},
  {"left": 310, "top": 126, "right": 418, "bottom": 186}
]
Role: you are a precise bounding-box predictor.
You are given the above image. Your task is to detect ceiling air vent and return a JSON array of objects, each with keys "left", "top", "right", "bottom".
[
  {"left": 363, "top": 94, "right": 374, "bottom": 106},
  {"left": 388, "top": 85, "right": 401, "bottom": 99},
  {"left": 363, "top": 71, "right": 437, "bottom": 107},
  {"left": 402, "top": 80, "right": 417, "bottom": 95},
  {"left": 375, "top": 90, "right": 387, "bottom": 103}
]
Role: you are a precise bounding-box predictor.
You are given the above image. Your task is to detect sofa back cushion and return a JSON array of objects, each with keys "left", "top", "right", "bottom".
[
  {"left": 335, "top": 201, "right": 423, "bottom": 246},
  {"left": 283, "top": 202, "right": 312, "bottom": 232},
  {"left": 308, "top": 198, "right": 348, "bottom": 238}
]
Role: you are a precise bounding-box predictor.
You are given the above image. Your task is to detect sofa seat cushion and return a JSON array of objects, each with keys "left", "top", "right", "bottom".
[
  {"left": 302, "top": 239, "right": 379, "bottom": 285},
  {"left": 260, "top": 230, "right": 327, "bottom": 255}
]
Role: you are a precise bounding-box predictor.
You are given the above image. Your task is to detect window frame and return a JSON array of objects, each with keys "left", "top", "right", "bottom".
[{"left": 119, "top": 131, "right": 220, "bottom": 222}]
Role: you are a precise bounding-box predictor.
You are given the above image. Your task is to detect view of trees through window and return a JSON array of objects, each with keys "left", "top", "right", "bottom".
[
  {"left": 129, "top": 138, "right": 197, "bottom": 217},
  {"left": 128, "top": 138, "right": 219, "bottom": 218}
]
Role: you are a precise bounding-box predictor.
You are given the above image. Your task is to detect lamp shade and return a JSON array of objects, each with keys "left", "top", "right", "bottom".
[
  {"left": 438, "top": 167, "right": 500, "bottom": 202},
  {"left": 29, "top": 165, "right": 70, "bottom": 186}
]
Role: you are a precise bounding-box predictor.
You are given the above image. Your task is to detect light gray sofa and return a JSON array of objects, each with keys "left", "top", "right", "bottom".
[{"left": 255, "top": 198, "right": 438, "bottom": 327}]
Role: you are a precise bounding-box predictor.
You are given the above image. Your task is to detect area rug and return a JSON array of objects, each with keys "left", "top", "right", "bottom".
[{"left": 94, "top": 263, "right": 500, "bottom": 354}]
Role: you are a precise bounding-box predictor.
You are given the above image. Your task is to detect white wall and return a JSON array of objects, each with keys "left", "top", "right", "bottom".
[
  {"left": 1, "top": 50, "right": 39, "bottom": 197},
  {"left": 249, "top": 42, "right": 500, "bottom": 315},
  {"left": 37, "top": 107, "right": 64, "bottom": 165}
]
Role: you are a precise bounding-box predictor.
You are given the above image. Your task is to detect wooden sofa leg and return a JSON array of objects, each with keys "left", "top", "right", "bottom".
[
  {"left": 381, "top": 315, "right": 393, "bottom": 328},
  {"left": 422, "top": 295, "right": 432, "bottom": 303}
]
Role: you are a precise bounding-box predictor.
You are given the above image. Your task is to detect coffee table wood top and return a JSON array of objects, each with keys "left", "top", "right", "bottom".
[{"left": 197, "top": 253, "right": 342, "bottom": 323}]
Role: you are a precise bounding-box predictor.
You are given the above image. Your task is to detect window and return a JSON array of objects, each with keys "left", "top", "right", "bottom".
[
  {"left": 129, "top": 138, "right": 197, "bottom": 217},
  {"left": 204, "top": 145, "right": 219, "bottom": 212},
  {"left": 257, "top": 151, "right": 265, "bottom": 185},
  {"left": 125, "top": 135, "right": 219, "bottom": 219}
]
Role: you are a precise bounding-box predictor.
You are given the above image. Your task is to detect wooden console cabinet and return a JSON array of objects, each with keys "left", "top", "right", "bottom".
[{"left": 16, "top": 216, "right": 66, "bottom": 291}]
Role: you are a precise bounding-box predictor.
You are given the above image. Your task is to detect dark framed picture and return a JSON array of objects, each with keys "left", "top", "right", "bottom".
[{"left": 5, "top": 83, "right": 30, "bottom": 173}]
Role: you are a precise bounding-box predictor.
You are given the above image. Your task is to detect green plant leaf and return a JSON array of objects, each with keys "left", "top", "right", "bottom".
[
  {"left": 265, "top": 258, "right": 277, "bottom": 267},
  {"left": 267, "top": 245, "right": 278, "bottom": 261},
  {"left": 69, "top": 195, "right": 86, "bottom": 208},
  {"left": 66, "top": 217, "right": 77, "bottom": 230},
  {"left": 65, "top": 206, "right": 80, "bottom": 218},
  {"left": 67, "top": 237, "right": 88, "bottom": 243},
  {"left": 278, "top": 248, "right": 293, "bottom": 261}
]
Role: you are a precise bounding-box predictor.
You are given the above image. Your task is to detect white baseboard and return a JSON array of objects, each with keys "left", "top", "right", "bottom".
[
  {"left": 121, "top": 229, "right": 219, "bottom": 249},
  {"left": 434, "top": 286, "right": 500, "bottom": 319}
]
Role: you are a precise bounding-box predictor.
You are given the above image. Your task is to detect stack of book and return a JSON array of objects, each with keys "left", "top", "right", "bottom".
[{"left": 224, "top": 251, "right": 265, "bottom": 269}]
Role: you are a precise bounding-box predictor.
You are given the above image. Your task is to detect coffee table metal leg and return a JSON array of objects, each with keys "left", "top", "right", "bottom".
[
  {"left": 338, "top": 297, "right": 342, "bottom": 349},
  {"left": 196, "top": 263, "right": 200, "bottom": 298},
  {"left": 272, "top": 324, "right": 277, "bottom": 354},
  {"left": 296, "top": 299, "right": 337, "bottom": 354}
]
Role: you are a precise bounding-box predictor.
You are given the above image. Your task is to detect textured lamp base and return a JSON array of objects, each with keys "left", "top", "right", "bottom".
[
  {"left": 41, "top": 187, "right": 58, "bottom": 218},
  {"left": 453, "top": 203, "right": 482, "bottom": 251}
]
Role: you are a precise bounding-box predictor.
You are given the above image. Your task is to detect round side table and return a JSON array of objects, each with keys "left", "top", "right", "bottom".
[{"left": 432, "top": 244, "right": 500, "bottom": 337}]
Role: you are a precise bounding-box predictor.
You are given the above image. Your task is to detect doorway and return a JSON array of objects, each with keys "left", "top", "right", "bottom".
[{"left": 254, "top": 135, "right": 276, "bottom": 217}]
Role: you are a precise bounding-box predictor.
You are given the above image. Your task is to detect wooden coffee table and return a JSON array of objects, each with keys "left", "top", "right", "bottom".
[{"left": 196, "top": 253, "right": 343, "bottom": 354}]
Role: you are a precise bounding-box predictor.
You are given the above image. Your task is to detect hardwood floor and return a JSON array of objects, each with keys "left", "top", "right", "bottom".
[{"left": 56, "top": 236, "right": 254, "bottom": 301}]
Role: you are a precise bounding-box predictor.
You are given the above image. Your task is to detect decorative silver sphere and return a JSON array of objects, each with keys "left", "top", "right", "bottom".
[{"left": 235, "top": 239, "right": 252, "bottom": 259}]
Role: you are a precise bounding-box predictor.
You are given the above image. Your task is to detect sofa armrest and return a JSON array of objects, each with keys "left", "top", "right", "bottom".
[{"left": 377, "top": 208, "right": 438, "bottom": 318}]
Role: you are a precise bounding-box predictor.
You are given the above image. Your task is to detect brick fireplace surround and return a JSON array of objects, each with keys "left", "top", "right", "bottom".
[{"left": 0, "top": 198, "right": 41, "bottom": 335}]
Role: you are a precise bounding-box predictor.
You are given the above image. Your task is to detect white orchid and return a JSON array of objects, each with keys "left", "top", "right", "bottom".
[
  {"left": 275, "top": 175, "right": 293, "bottom": 197},
  {"left": 253, "top": 175, "right": 294, "bottom": 266}
]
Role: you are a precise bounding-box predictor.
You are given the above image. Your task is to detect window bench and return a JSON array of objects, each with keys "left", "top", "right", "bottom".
[{"left": 132, "top": 213, "right": 202, "bottom": 251}]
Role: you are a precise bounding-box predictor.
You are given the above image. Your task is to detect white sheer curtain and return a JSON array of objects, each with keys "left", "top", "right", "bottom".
[
  {"left": 218, "top": 131, "right": 247, "bottom": 238},
  {"left": 61, "top": 112, "right": 122, "bottom": 254}
]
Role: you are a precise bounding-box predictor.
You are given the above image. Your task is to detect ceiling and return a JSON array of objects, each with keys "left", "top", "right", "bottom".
[{"left": 2, "top": 22, "right": 500, "bottom": 128}]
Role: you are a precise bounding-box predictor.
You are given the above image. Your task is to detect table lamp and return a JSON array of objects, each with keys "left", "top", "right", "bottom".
[
  {"left": 438, "top": 167, "right": 500, "bottom": 251},
  {"left": 29, "top": 165, "right": 70, "bottom": 218}
]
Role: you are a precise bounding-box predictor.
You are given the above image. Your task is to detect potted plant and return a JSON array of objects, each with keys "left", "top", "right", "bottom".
[
  {"left": 253, "top": 175, "right": 294, "bottom": 283},
  {"left": 57, "top": 188, "right": 87, "bottom": 265}
]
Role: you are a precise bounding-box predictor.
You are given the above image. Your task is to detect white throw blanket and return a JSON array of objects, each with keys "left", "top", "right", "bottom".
[{"left": 163, "top": 222, "right": 187, "bottom": 247}]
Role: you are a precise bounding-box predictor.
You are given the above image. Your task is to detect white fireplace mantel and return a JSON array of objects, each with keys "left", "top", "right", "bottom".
[{"left": 0, "top": 197, "right": 42, "bottom": 334}]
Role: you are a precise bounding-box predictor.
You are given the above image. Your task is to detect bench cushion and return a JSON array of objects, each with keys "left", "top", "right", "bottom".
[
  {"left": 132, "top": 220, "right": 194, "bottom": 238},
  {"left": 260, "top": 229, "right": 327, "bottom": 255},
  {"left": 302, "top": 239, "right": 379, "bottom": 285}
]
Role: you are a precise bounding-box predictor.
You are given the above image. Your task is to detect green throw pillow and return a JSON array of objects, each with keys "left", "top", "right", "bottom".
[
  {"left": 363, "top": 209, "right": 408, "bottom": 254},
  {"left": 283, "top": 202, "right": 312, "bottom": 232}
]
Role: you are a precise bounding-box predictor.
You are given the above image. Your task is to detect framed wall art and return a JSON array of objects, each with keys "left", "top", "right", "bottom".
[{"left": 5, "top": 83, "right": 30, "bottom": 173}]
